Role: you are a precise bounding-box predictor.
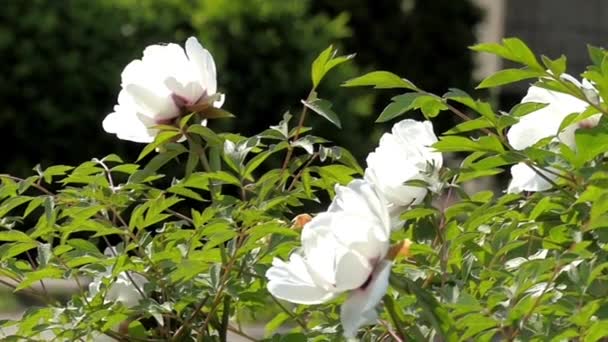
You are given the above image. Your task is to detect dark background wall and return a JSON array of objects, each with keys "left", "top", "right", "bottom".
[{"left": 0, "top": 0, "right": 481, "bottom": 176}]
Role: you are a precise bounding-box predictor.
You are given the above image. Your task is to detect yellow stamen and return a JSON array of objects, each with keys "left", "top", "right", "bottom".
[{"left": 386, "top": 239, "right": 412, "bottom": 261}]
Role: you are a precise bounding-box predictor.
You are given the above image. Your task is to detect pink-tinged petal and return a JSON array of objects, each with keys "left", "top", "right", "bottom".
[
  {"left": 164, "top": 76, "right": 204, "bottom": 104},
  {"left": 266, "top": 255, "right": 337, "bottom": 305},
  {"left": 507, "top": 163, "right": 557, "bottom": 193},
  {"left": 340, "top": 260, "right": 393, "bottom": 338}
]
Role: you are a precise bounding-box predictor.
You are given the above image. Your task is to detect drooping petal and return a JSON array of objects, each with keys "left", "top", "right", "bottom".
[
  {"left": 340, "top": 260, "right": 393, "bottom": 338},
  {"left": 266, "top": 254, "right": 337, "bottom": 304},
  {"left": 507, "top": 163, "right": 557, "bottom": 193}
]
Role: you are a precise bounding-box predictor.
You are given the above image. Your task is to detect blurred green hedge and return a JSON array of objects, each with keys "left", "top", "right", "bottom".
[{"left": 0, "top": 0, "right": 480, "bottom": 176}]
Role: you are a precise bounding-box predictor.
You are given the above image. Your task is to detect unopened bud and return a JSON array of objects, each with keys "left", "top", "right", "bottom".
[
  {"left": 386, "top": 239, "right": 412, "bottom": 261},
  {"left": 291, "top": 214, "right": 312, "bottom": 230}
]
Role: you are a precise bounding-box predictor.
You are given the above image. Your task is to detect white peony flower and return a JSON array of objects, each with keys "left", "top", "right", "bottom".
[
  {"left": 89, "top": 268, "right": 148, "bottom": 308},
  {"left": 90, "top": 246, "right": 148, "bottom": 308},
  {"left": 506, "top": 76, "right": 600, "bottom": 193},
  {"left": 102, "top": 36, "right": 224, "bottom": 143},
  {"left": 365, "top": 119, "right": 442, "bottom": 227},
  {"left": 266, "top": 179, "right": 394, "bottom": 338}
]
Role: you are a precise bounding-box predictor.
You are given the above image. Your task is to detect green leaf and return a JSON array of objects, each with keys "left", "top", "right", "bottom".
[
  {"left": 456, "top": 168, "right": 503, "bottom": 183},
  {"left": 265, "top": 312, "right": 290, "bottom": 337},
  {"left": 311, "top": 45, "right": 354, "bottom": 88},
  {"left": 574, "top": 118, "right": 608, "bottom": 166},
  {"left": 476, "top": 68, "right": 542, "bottom": 89},
  {"left": 67, "top": 239, "right": 103, "bottom": 256},
  {"left": 129, "top": 144, "right": 187, "bottom": 183},
  {"left": 433, "top": 136, "right": 505, "bottom": 153},
  {"left": 199, "top": 107, "right": 236, "bottom": 119},
  {"left": 42, "top": 165, "right": 73, "bottom": 183},
  {"left": 509, "top": 102, "right": 549, "bottom": 117},
  {"left": 542, "top": 55, "right": 567, "bottom": 76},
  {"left": 400, "top": 207, "right": 439, "bottom": 221},
  {"left": 444, "top": 118, "right": 493, "bottom": 134},
  {"left": 472, "top": 37, "right": 542, "bottom": 70},
  {"left": 0, "top": 241, "right": 38, "bottom": 261},
  {"left": 390, "top": 275, "right": 457, "bottom": 341},
  {"left": 0, "top": 196, "right": 32, "bottom": 218},
  {"left": 16, "top": 267, "right": 64, "bottom": 291},
  {"left": 444, "top": 88, "right": 497, "bottom": 122},
  {"left": 588, "top": 45, "right": 606, "bottom": 67},
  {"left": 137, "top": 130, "right": 181, "bottom": 162},
  {"left": 342, "top": 70, "right": 417, "bottom": 90},
  {"left": 413, "top": 95, "right": 449, "bottom": 118},
  {"left": 302, "top": 98, "right": 341, "bottom": 129},
  {"left": 585, "top": 320, "right": 608, "bottom": 342},
  {"left": 0, "top": 231, "right": 34, "bottom": 243},
  {"left": 187, "top": 125, "right": 223, "bottom": 146},
  {"left": 376, "top": 93, "right": 421, "bottom": 122}
]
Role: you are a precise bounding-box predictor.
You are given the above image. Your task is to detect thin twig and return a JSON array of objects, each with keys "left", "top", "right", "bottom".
[
  {"left": 279, "top": 90, "right": 315, "bottom": 190},
  {"left": 286, "top": 152, "right": 319, "bottom": 192},
  {"left": 0, "top": 174, "right": 54, "bottom": 195}
]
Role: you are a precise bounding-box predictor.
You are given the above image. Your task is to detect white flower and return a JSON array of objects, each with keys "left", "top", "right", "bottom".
[
  {"left": 89, "top": 270, "right": 148, "bottom": 308},
  {"left": 103, "top": 36, "right": 224, "bottom": 143},
  {"left": 266, "top": 179, "right": 393, "bottom": 338},
  {"left": 506, "top": 76, "right": 600, "bottom": 193},
  {"left": 365, "top": 119, "right": 442, "bottom": 226}
]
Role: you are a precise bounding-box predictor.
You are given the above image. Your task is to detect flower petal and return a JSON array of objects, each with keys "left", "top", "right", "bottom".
[
  {"left": 266, "top": 254, "right": 337, "bottom": 304},
  {"left": 507, "top": 163, "right": 557, "bottom": 193},
  {"left": 340, "top": 260, "right": 392, "bottom": 338},
  {"left": 185, "top": 36, "right": 218, "bottom": 96},
  {"left": 508, "top": 85, "right": 590, "bottom": 150}
]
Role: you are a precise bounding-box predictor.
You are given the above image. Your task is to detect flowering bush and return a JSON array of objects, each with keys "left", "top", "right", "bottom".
[{"left": 2, "top": 36, "right": 608, "bottom": 341}]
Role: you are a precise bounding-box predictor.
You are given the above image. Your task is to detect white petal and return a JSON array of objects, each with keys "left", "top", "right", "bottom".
[
  {"left": 266, "top": 254, "right": 337, "bottom": 304},
  {"left": 102, "top": 110, "right": 156, "bottom": 143},
  {"left": 340, "top": 260, "right": 392, "bottom": 338},
  {"left": 107, "top": 272, "right": 147, "bottom": 308},
  {"left": 507, "top": 163, "right": 557, "bottom": 193},
  {"left": 391, "top": 119, "right": 442, "bottom": 168},
  {"left": 185, "top": 36, "right": 218, "bottom": 96},
  {"left": 328, "top": 179, "right": 391, "bottom": 240},
  {"left": 508, "top": 85, "right": 589, "bottom": 150},
  {"left": 125, "top": 84, "right": 178, "bottom": 120}
]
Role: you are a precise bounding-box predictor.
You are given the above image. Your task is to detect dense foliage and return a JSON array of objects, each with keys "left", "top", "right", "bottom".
[
  {"left": 0, "top": 0, "right": 480, "bottom": 176},
  {"left": 4, "top": 31, "right": 608, "bottom": 341}
]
